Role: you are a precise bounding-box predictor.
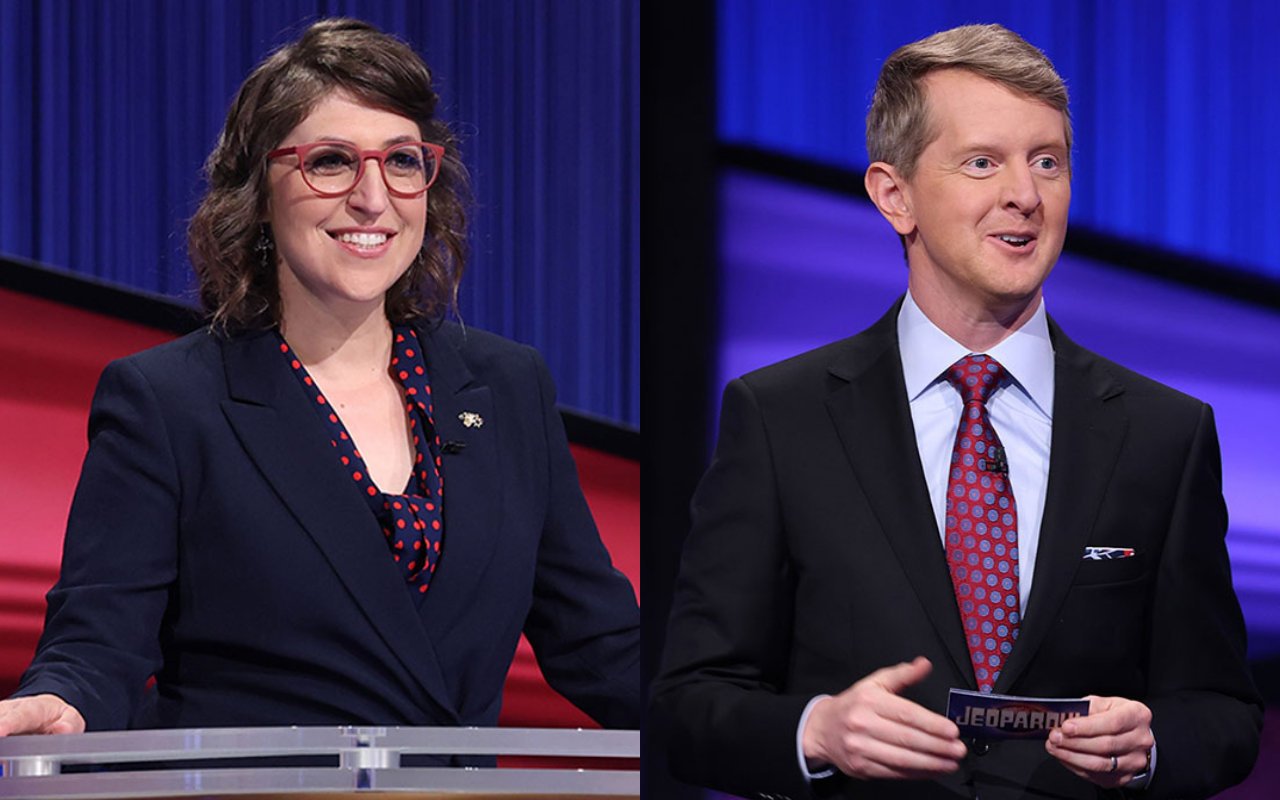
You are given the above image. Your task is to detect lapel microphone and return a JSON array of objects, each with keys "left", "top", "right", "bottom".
[
  {"left": 441, "top": 440, "right": 467, "bottom": 454},
  {"left": 982, "top": 446, "right": 1008, "bottom": 475}
]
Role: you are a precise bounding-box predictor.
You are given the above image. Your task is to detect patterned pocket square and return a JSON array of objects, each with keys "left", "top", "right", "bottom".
[{"left": 1082, "top": 546, "right": 1136, "bottom": 560}]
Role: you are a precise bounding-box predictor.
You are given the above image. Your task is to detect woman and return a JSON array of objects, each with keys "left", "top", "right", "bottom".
[{"left": 0, "top": 18, "right": 639, "bottom": 737}]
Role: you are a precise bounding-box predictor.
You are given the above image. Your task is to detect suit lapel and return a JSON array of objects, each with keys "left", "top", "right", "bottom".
[
  {"left": 411, "top": 322, "right": 503, "bottom": 642},
  {"left": 825, "top": 303, "right": 974, "bottom": 685},
  {"left": 217, "top": 329, "right": 460, "bottom": 723},
  {"left": 996, "top": 321, "right": 1128, "bottom": 693}
]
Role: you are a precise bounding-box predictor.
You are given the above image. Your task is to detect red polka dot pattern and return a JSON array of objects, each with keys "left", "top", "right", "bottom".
[
  {"left": 943, "top": 354, "right": 1020, "bottom": 694},
  {"left": 278, "top": 326, "right": 445, "bottom": 592}
]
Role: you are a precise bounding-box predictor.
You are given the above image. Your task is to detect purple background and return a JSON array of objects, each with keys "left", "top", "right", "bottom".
[{"left": 717, "top": 169, "right": 1280, "bottom": 656}]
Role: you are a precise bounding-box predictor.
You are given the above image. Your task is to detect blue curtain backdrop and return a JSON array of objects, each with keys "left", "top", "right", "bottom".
[
  {"left": 718, "top": 0, "right": 1280, "bottom": 281},
  {"left": 0, "top": 0, "right": 638, "bottom": 427}
]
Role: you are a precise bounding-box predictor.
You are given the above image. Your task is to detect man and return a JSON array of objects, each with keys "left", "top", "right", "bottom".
[{"left": 652, "top": 24, "right": 1261, "bottom": 800}]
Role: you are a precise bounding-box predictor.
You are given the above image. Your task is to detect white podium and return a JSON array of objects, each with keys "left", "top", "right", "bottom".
[{"left": 0, "top": 726, "right": 639, "bottom": 798}]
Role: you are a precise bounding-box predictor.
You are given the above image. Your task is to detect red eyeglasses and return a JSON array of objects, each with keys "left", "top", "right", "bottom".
[{"left": 267, "top": 140, "right": 445, "bottom": 198}]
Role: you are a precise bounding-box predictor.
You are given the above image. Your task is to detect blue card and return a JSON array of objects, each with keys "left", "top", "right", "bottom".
[{"left": 947, "top": 688, "right": 1090, "bottom": 740}]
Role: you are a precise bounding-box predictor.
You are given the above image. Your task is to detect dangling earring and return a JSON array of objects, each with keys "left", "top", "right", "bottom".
[{"left": 255, "top": 225, "right": 275, "bottom": 271}]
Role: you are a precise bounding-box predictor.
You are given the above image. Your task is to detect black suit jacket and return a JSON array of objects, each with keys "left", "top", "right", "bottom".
[
  {"left": 653, "top": 302, "right": 1260, "bottom": 800},
  {"left": 17, "top": 321, "right": 640, "bottom": 736}
]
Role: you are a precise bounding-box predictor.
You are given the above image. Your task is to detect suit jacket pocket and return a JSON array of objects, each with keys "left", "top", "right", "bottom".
[{"left": 1072, "top": 551, "right": 1146, "bottom": 586}]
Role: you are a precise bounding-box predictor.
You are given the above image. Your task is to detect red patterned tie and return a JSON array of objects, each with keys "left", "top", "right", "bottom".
[{"left": 943, "top": 354, "right": 1020, "bottom": 693}]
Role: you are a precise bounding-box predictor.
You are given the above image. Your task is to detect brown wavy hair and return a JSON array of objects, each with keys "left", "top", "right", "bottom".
[
  {"left": 189, "top": 18, "right": 469, "bottom": 330},
  {"left": 867, "top": 24, "right": 1071, "bottom": 179}
]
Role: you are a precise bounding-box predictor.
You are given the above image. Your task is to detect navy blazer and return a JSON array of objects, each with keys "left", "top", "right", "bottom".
[
  {"left": 654, "top": 302, "right": 1260, "bottom": 800},
  {"left": 17, "top": 321, "right": 640, "bottom": 733}
]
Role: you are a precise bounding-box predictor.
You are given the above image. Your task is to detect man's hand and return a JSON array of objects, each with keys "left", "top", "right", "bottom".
[
  {"left": 1045, "top": 695, "right": 1153, "bottom": 788},
  {"left": 0, "top": 695, "right": 86, "bottom": 736},
  {"left": 801, "top": 656, "right": 966, "bottom": 780}
]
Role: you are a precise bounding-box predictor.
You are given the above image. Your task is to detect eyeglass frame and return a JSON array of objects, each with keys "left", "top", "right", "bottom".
[{"left": 266, "top": 140, "right": 446, "bottom": 199}]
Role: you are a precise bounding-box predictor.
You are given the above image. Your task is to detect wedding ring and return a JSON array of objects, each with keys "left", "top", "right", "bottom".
[{"left": 1109, "top": 755, "right": 1118, "bottom": 773}]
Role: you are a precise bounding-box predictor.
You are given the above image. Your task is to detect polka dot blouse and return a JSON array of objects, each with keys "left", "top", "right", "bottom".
[{"left": 277, "top": 327, "right": 445, "bottom": 596}]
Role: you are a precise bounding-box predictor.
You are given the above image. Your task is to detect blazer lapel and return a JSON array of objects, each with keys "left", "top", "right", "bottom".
[
  {"left": 217, "top": 330, "right": 460, "bottom": 723},
  {"left": 825, "top": 303, "right": 974, "bottom": 685},
  {"left": 996, "top": 321, "right": 1128, "bottom": 693},
  {"left": 411, "top": 322, "right": 502, "bottom": 642}
]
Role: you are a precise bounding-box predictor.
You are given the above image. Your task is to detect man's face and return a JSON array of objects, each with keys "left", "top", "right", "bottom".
[{"left": 896, "top": 69, "right": 1070, "bottom": 316}]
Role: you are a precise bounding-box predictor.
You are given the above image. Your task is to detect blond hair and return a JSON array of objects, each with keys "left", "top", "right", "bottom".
[{"left": 866, "top": 24, "right": 1070, "bottom": 177}]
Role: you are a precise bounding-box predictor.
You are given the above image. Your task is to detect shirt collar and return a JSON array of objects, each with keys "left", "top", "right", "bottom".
[{"left": 897, "top": 291, "right": 1055, "bottom": 419}]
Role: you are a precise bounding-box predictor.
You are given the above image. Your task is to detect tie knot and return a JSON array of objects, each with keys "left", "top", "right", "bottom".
[{"left": 944, "top": 354, "right": 1007, "bottom": 405}]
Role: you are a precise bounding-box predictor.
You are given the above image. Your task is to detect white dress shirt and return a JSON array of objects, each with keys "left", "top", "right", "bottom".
[
  {"left": 798, "top": 291, "right": 1055, "bottom": 780},
  {"left": 896, "top": 291, "right": 1055, "bottom": 615},
  {"left": 798, "top": 294, "right": 1154, "bottom": 788}
]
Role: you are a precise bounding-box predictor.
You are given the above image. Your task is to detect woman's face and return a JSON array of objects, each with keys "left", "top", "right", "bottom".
[{"left": 266, "top": 92, "right": 427, "bottom": 323}]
